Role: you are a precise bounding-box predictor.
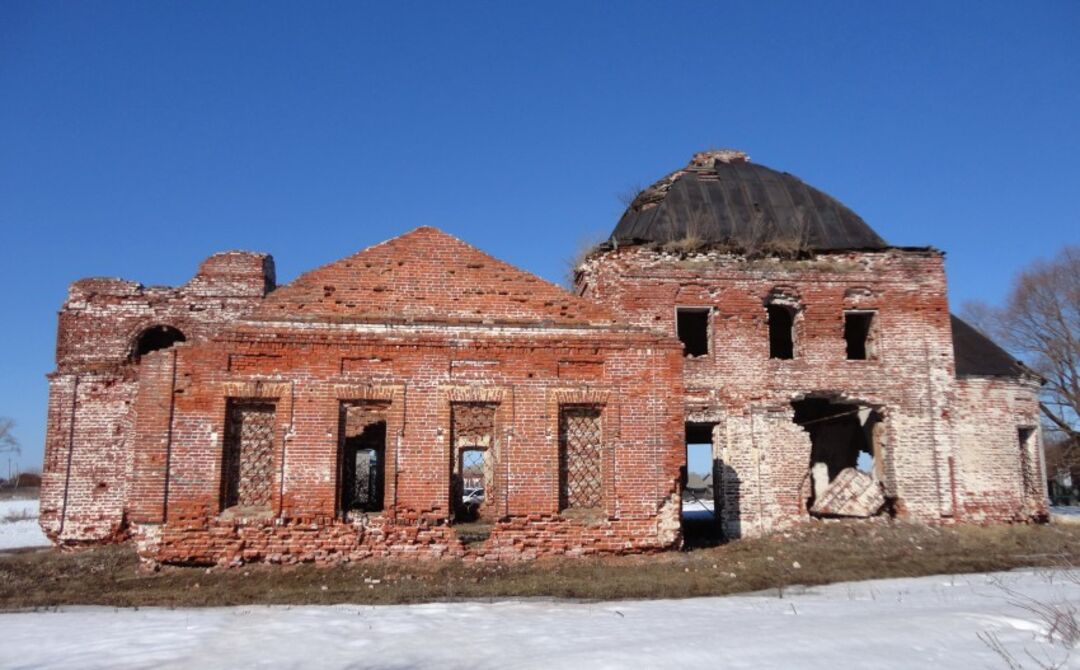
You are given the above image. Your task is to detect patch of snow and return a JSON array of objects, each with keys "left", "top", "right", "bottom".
[
  {"left": 681, "top": 499, "right": 714, "bottom": 511},
  {"left": 1052, "top": 507, "right": 1080, "bottom": 526},
  {"left": 0, "top": 498, "right": 51, "bottom": 551},
  {"left": 2, "top": 570, "right": 1079, "bottom": 669},
  {"left": 681, "top": 497, "right": 715, "bottom": 521}
]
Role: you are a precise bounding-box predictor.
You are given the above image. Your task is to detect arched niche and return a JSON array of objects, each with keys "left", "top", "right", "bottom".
[{"left": 132, "top": 325, "right": 186, "bottom": 362}]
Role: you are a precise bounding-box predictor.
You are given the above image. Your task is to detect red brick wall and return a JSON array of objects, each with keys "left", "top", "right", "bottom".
[
  {"left": 83, "top": 228, "right": 685, "bottom": 564},
  {"left": 129, "top": 326, "right": 683, "bottom": 565}
]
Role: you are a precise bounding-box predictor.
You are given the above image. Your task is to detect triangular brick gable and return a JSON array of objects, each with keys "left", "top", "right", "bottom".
[{"left": 254, "top": 227, "right": 619, "bottom": 327}]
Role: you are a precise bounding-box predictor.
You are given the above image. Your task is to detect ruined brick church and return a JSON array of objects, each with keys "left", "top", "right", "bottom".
[{"left": 40, "top": 151, "right": 1048, "bottom": 565}]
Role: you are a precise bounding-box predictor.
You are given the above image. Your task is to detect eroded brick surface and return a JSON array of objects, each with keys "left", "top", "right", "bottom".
[{"left": 41, "top": 251, "right": 275, "bottom": 544}]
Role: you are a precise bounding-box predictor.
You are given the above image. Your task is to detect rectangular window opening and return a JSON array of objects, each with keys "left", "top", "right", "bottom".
[
  {"left": 767, "top": 305, "right": 795, "bottom": 359},
  {"left": 844, "top": 311, "right": 876, "bottom": 360},
  {"left": 558, "top": 405, "right": 603, "bottom": 511},
  {"left": 221, "top": 400, "right": 276, "bottom": 512},
  {"left": 676, "top": 308, "right": 711, "bottom": 358}
]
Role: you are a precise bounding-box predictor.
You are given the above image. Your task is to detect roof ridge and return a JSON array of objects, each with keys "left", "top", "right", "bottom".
[{"left": 257, "top": 227, "right": 624, "bottom": 327}]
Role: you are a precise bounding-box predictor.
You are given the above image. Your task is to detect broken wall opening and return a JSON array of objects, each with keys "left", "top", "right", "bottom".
[{"left": 792, "top": 396, "right": 885, "bottom": 518}]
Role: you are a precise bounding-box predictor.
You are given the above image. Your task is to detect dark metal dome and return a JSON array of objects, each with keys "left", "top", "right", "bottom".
[{"left": 610, "top": 150, "right": 887, "bottom": 251}]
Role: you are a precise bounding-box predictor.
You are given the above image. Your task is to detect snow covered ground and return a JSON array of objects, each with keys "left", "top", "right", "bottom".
[
  {"left": 3, "top": 569, "right": 1079, "bottom": 669},
  {"left": 0, "top": 498, "right": 50, "bottom": 551}
]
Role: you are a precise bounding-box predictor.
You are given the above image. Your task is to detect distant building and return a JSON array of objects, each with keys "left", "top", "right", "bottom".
[{"left": 40, "top": 151, "right": 1046, "bottom": 565}]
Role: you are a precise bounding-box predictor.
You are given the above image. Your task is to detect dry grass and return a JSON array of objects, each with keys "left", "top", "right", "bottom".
[
  {"left": 3, "top": 521, "right": 1080, "bottom": 610},
  {"left": 656, "top": 208, "right": 820, "bottom": 260},
  {"left": 561, "top": 232, "right": 607, "bottom": 289}
]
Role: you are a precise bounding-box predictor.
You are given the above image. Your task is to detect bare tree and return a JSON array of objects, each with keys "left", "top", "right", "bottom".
[
  {"left": 962, "top": 245, "right": 1080, "bottom": 465},
  {"left": 0, "top": 417, "right": 18, "bottom": 456}
]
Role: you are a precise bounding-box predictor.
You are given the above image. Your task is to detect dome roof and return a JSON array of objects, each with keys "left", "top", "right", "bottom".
[{"left": 610, "top": 150, "right": 887, "bottom": 251}]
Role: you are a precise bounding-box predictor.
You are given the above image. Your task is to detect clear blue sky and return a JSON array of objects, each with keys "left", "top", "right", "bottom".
[{"left": 2, "top": 2, "right": 1078, "bottom": 472}]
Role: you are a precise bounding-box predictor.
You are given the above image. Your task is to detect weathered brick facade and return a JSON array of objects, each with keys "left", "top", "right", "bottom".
[
  {"left": 40, "top": 152, "right": 1047, "bottom": 565},
  {"left": 577, "top": 245, "right": 1046, "bottom": 537}
]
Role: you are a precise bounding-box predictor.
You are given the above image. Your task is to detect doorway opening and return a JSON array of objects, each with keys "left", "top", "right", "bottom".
[
  {"left": 340, "top": 422, "right": 386, "bottom": 515},
  {"left": 339, "top": 401, "right": 389, "bottom": 516},
  {"left": 450, "top": 403, "right": 499, "bottom": 545},
  {"left": 682, "top": 422, "right": 721, "bottom": 547}
]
